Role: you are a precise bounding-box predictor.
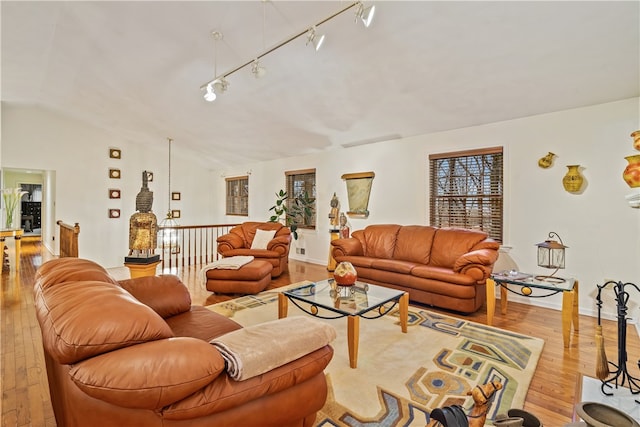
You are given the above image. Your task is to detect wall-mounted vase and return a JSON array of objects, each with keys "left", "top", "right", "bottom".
[
  {"left": 623, "top": 154, "right": 640, "bottom": 188},
  {"left": 562, "top": 165, "right": 584, "bottom": 193},
  {"left": 537, "top": 152, "right": 555, "bottom": 168},
  {"left": 631, "top": 130, "right": 640, "bottom": 151}
]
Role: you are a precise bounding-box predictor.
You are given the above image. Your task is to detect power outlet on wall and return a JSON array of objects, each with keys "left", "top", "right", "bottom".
[{"left": 296, "top": 248, "right": 305, "bottom": 255}]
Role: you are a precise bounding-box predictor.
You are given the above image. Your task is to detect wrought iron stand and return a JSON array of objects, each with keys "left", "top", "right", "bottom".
[{"left": 596, "top": 280, "right": 640, "bottom": 402}]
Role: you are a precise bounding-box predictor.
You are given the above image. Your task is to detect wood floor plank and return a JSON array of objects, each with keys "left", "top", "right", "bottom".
[{"left": 2, "top": 237, "right": 639, "bottom": 427}]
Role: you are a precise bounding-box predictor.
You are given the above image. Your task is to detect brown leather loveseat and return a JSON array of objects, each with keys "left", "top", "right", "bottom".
[
  {"left": 34, "top": 257, "right": 333, "bottom": 427},
  {"left": 331, "top": 224, "right": 500, "bottom": 313},
  {"left": 217, "top": 221, "right": 291, "bottom": 277}
]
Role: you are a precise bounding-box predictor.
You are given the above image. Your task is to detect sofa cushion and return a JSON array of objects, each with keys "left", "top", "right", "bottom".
[
  {"left": 118, "top": 274, "right": 192, "bottom": 318},
  {"left": 370, "top": 259, "right": 418, "bottom": 274},
  {"left": 411, "top": 265, "right": 477, "bottom": 285},
  {"left": 69, "top": 337, "right": 225, "bottom": 409},
  {"left": 429, "top": 228, "right": 488, "bottom": 268},
  {"left": 250, "top": 229, "right": 277, "bottom": 249},
  {"left": 393, "top": 225, "right": 436, "bottom": 264},
  {"left": 35, "top": 257, "right": 119, "bottom": 290},
  {"left": 166, "top": 306, "right": 242, "bottom": 342},
  {"left": 361, "top": 225, "right": 401, "bottom": 258},
  {"left": 35, "top": 280, "right": 174, "bottom": 364}
]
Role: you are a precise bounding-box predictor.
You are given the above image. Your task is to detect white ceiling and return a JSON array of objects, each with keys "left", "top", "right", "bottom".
[{"left": 2, "top": 1, "right": 639, "bottom": 168}]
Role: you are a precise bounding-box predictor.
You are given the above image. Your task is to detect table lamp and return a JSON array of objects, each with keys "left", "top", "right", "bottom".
[{"left": 535, "top": 231, "right": 567, "bottom": 283}]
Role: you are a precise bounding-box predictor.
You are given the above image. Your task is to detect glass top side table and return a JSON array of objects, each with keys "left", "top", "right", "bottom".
[{"left": 486, "top": 271, "right": 579, "bottom": 348}]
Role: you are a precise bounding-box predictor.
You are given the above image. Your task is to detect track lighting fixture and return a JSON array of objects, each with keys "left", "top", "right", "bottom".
[
  {"left": 355, "top": 2, "right": 376, "bottom": 27},
  {"left": 306, "top": 26, "right": 325, "bottom": 51},
  {"left": 200, "top": 2, "right": 375, "bottom": 98}
]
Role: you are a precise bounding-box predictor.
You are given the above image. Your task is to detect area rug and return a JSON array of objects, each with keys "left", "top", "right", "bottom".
[{"left": 207, "top": 282, "right": 544, "bottom": 427}]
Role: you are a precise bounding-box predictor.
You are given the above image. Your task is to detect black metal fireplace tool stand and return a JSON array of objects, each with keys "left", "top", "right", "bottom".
[{"left": 596, "top": 280, "right": 640, "bottom": 403}]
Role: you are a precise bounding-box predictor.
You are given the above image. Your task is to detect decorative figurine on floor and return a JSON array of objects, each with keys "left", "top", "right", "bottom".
[
  {"left": 126, "top": 170, "right": 160, "bottom": 263},
  {"left": 467, "top": 381, "right": 502, "bottom": 427},
  {"left": 329, "top": 192, "right": 340, "bottom": 231}
]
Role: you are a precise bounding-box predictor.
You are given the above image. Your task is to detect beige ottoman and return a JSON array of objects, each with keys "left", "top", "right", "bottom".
[{"left": 205, "top": 259, "right": 273, "bottom": 294}]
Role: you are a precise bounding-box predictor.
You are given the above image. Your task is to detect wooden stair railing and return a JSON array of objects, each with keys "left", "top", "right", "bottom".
[
  {"left": 57, "top": 220, "right": 80, "bottom": 258},
  {"left": 157, "top": 223, "right": 239, "bottom": 270}
]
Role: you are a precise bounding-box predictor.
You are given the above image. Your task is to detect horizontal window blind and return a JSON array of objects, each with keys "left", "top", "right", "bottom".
[
  {"left": 429, "top": 147, "right": 503, "bottom": 242},
  {"left": 225, "top": 176, "right": 248, "bottom": 216}
]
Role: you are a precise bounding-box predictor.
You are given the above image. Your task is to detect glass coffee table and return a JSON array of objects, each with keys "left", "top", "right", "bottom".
[
  {"left": 278, "top": 279, "right": 409, "bottom": 368},
  {"left": 486, "top": 271, "right": 579, "bottom": 348}
]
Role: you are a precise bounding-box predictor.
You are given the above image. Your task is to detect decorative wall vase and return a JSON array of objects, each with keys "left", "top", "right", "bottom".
[
  {"left": 631, "top": 130, "right": 640, "bottom": 152},
  {"left": 623, "top": 154, "right": 640, "bottom": 188},
  {"left": 537, "top": 152, "right": 555, "bottom": 169},
  {"left": 562, "top": 165, "right": 584, "bottom": 193}
]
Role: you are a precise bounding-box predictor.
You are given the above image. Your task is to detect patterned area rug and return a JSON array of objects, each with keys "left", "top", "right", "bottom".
[{"left": 207, "top": 282, "right": 544, "bottom": 427}]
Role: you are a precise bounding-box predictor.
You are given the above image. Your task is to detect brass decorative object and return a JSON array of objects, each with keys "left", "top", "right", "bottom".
[
  {"left": 126, "top": 170, "right": 159, "bottom": 263},
  {"left": 562, "top": 165, "right": 584, "bottom": 193},
  {"left": 537, "top": 152, "right": 555, "bottom": 168}
]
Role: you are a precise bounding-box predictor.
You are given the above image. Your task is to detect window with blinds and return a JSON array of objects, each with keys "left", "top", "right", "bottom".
[
  {"left": 429, "top": 147, "right": 503, "bottom": 242},
  {"left": 285, "top": 168, "right": 316, "bottom": 229},
  {"left": 225, "top": 176, "right": 248, "bottom": 216}
]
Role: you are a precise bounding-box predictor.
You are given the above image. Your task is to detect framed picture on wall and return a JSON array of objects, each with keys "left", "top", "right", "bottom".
[
  {"left": 108, "top": 209, "right": 121, "bottom": 218},
  {"left": 108, "top": 189, "right": 121, "bottom": 199},
  {"left": 171, "top": 209, "right": 181, "bottom": 219},
  {"left": 109, "top": 168, "right": 121, "bottom": 179},
  {"left": 171, "top": 192, "right": 181, "bottom": 201}
]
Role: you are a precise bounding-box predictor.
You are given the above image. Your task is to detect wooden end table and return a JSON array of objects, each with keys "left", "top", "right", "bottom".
[
  {"left": 486, "top": 272, "right": 579, "bottom": 348},
  {"left": 278, "top": 279, "right": 408, "bottom": 369}
]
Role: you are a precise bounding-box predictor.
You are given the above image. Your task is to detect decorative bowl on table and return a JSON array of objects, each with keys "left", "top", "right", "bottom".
[{"left": 334, "top": 262, "right": 357, "bottom": 286}]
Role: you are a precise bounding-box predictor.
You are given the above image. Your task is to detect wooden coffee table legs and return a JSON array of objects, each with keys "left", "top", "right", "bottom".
[{"left": 278, "top": 292, "right": 409, "bottom": 369}]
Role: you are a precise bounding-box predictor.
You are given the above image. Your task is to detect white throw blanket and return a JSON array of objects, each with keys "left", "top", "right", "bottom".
[
  {"left": 198, "top": 255, "right": 254, "bottom": 286},
  {"left": 210, "top": 316, "right": 336, "bottom": 381}
]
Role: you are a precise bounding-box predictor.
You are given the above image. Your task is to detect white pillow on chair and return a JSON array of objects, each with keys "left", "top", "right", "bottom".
[{"left": 250, "top": 229, "right": 277, "bottom": 249}]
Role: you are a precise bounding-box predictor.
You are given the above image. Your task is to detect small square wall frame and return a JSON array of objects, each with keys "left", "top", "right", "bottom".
[
  {"left": 109, "top": 148, "right": 122, "bottom": 159},
  {"left": 108, "top": 209, "right": 121, "bottom": 219}
]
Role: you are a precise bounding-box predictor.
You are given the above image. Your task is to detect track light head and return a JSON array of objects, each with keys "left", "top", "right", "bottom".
[
  {"left": 204, "top": 83, "right": 216, "bottom": 102},
  {"left": 355, "top": 2, "right": 375, "bottom": 27},
  {"left": 203, "top": 78, "right": 229, "bottom": 102},
  {"left": 306, "top": 26, "right": 325, "bottom": 51},
  {"left": 251, "top": 59, "right": 267, "bottom": 78}
]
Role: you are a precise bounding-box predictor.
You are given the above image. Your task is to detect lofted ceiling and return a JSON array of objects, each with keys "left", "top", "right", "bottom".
[{"left": 2, "top": 1, "right": 639, "bottom": 168}]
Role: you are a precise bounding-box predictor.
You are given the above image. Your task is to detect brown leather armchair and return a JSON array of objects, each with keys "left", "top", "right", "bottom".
[
  {"left": 33, "top": 257, "right": 333, "bottom": 427},
  {"left": 217, "top": 222, "right": 291, "bottom": 277}
]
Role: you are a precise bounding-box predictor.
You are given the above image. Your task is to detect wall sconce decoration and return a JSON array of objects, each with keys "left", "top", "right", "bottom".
[
  {"left": 108, "top": 189, "right": 121, "bottom": 199},
  {"left": 108, "top": 209, "right": 121, "bottom": 219},
  {"left": 562, "top": 165, "right": 584, "bottom": 193},
  {"left": 109, "top": 148, "right": 121, "bottom": 159},
  {"left": 535, "top": 231, "right": 567, "bottom": 283},
  {"left": 622, "top": 130, "right": 640, "bottom": 189},
  {"left": 171, "top": 209, "right": 181, "bottom": 219},
  {"left": 171, "top": 192, "right": 181, "bottom": 201},
  {"left": 109, "top": 168, "right": 121, "bottom": 179},
  {"left": 145, "top": 171, "right": 154, "bottom": 182},
  {"left": 537, "top": 152, "right": 555, "bottom": 169},
  {"left": 341, "top": 171, "right": 375, "bottom": 218}
]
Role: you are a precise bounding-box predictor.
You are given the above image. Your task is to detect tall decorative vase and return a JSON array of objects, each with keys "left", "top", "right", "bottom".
[
  {"left": 562, "top": 165, "right": 584, "bottom": 193},
  {"left": 623, "top": 154, "right": 640, "bottom": 188}
]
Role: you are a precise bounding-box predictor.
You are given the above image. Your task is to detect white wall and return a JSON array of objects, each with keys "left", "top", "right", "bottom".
[
  {"left": 2, "top": 98, "right": 639, "bottom": 320},
  {"left": 211, "top": 98, "right": 640, "bottom": 320},
  {"left": 1, "top": 103, "right": 215, "bottom": 267}
]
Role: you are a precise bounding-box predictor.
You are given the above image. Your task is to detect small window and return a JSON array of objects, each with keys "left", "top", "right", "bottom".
[
  {"left": 225, "top": 176, "right": 248, "bottom": 216},
  {"left": 285, "top": 169, "right": 316, "bottom": 229},
  {"left": 429, "top": 147, "right": 503, "bottom": 242}
]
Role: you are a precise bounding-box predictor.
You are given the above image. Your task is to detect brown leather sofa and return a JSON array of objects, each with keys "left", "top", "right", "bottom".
[
  {"left": 331, "top": 224, "right": 500, "bottom": 313},
  {"left": 217, "top": 221, "right": 291, "bottom": 277},
  {"left": 33, "top": 257, "right": 333, "bottom": 427}
]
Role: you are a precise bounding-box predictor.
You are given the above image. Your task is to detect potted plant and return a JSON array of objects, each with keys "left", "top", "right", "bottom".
[{"left": 269, "top": 189, "right": 315, "bottom": 240}]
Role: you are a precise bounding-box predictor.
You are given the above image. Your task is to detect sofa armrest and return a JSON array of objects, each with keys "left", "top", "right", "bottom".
[
  {"left": 267, "top": 234, "right": 291, "bottom": 256},
  {"left": 453, "top": 248, "right": 499, "bottom": 282},
  {"left": 118, "top": 274, "right": 191, "bottom": 318},
  {"left": 217, "top": 233, "right": 245, "bottom": 253},
  {"left": 69, "top": 337, "right": 225, "bottom": 410},
  {"left": 331, "top": 238, "right": 364, "bottom": 257}
]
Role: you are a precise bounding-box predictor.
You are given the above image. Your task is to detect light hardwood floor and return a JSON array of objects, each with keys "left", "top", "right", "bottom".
[{"left": 2, "top": 237, "right": 638, "bottom": 426}]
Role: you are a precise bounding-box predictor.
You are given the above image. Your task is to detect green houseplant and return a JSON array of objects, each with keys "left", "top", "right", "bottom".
[{"left": 269, "top": 189, "right": 315, "bottom": 240}]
